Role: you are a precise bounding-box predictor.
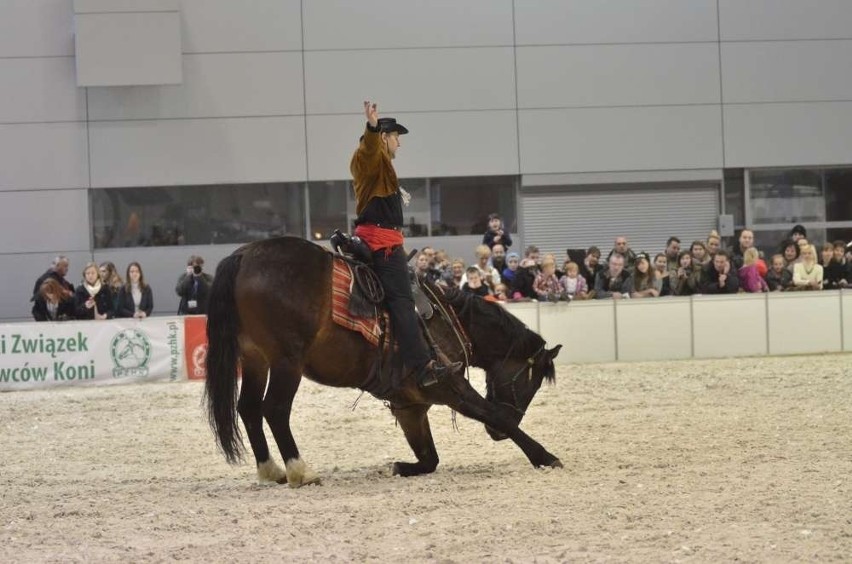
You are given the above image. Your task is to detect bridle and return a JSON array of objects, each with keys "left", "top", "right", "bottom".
[{"left": 488, "top": 344, "right": 546, "bottom": 417}]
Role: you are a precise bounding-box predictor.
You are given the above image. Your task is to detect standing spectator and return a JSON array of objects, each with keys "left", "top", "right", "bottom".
[
  {"left": 433, "top": 249, "right": 450, "bottom": 273},
  {"left": 176, "top": 255, "right": 214, "bottom": 315},
  {"left": 701, "top": 250, "right": 740, "bottom": 294},
  {"left": 31, "top": 278, "right": 74, "bottom": 321},
  {"left": 118, "top": 262, "right": 154, "bottom": 318},
  {"left": 461, "top": 267, "right": 490, "bottom": 298},
  {"left": 653, "top": 253, "right": 673, "bottom": 296},
  {"left": 739, "top": 248, "right": 769, "bottom": 293},
  {"left": 664, "top": 237, "right": 681, "bottom": 273},
  {"left": 732, "top": 229, "right": 766, "bottom": 276},
  {"left": 792, "top": 244, "right": 823, "bottom": 290},
  {"left": 511, "top": 246, "right": 541, "bottom": 299},
  {"left": 764, "top": 254, "right": 792, "bottom": 291},
  {"left": 533, "top": 255, "right": 565, "bottom": 301},
  {"left": 832, "top": 240, "right": 847, "bottom": 266},
  {"left": 820, "top": 242, "right": 847, "bottom": 289},
  {"left": 501, "top": 252, "right": 520, "bottom": 288},
  {"left": 578, "top": 246, "right": 602, "bottom": 295},
  {"left": 690, "top": 241, "right": 710, "bottom": 268},
  {"left": 671, "top": 251, "right": 699, "bottom": 296},
  {"left": 482, "top": 212, "right": 513, "bottom": 250},
  {"left": 31, "top": 255, "right": 74, "bottom": 302},
  {"left": 414, "top": 252, "right": 442, "bottom": 285},
  {"left": 441, "top": 258, "right": 465, "bottom": 289},
  {"left": 606, "top": 236, "right": 636, "bottom": 270},
  {"left": 462, "top": 244, "right": 500, "bottom": 290},
  {"left": 631, "top": 253, "right": 659, "bottom": 298},
  {"left": 706, "top": 230, "right": 722, "bottom": 259},
  {"left": 75, "top": 262, "right": 113, "bottom": 320},
  {"left": 559, "top": 261, "right": 588, "bottom": 300},
  {"left": 99, "top": 261, "right": 124, "bottom": 314},
  {"left": 789, "top": 224, "right": 807, "bottom": 244},
  {"left": 490, "top": 243, "right": 507, "bottom": 276},
  {"left": 595, "top": 253, "right": 634, "bottom": 300}
]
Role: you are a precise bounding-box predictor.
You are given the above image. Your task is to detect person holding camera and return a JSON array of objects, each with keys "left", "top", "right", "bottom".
[{"left": 176, "top": 255, "right": 213, "bottom": 315}]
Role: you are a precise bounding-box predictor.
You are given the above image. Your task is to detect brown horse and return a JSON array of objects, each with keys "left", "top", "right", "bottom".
[{"left": 204, "top": 237, "right": 562, "bottom": 486}]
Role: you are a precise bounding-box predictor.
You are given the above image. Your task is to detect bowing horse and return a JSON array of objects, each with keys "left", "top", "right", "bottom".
[{"left": 204, "top": 236, "right": 562, "bottom": 486}]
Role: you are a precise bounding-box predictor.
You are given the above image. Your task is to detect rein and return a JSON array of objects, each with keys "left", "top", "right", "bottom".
[{"left": 489, "top": 343, "right": 546, "bottom": 417}]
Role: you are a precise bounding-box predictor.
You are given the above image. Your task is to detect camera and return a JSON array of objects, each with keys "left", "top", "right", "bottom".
[{"left": 192, "top": 265, "right": 202, "bottom": 275}]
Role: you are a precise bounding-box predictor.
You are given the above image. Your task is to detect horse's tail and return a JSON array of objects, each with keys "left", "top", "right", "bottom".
[{"left": 204, "top": 251, "right": 245, "bottom": 464}]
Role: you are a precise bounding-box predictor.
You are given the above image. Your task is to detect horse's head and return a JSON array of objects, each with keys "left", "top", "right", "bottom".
[{"left": 484, "top": 344, "right": 561, "bottom": 440}]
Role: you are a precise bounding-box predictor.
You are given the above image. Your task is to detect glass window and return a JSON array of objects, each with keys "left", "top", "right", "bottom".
[
  {"left": 308, "top": 181, "right": 348, "bottom": 241},
  {"left": 429, "top": 175, "right": 517, "bottom": 236},
  {"left": 749, "top": 169, "right": 824, "bottom": 224},
  {"left": 825, "top": 168, "right": 852, "bottom": 222},
  {"left": 723, "top": 168, "right": 745, "bottom": 227},
  {"left": 91, "top": 183, "right": 305, "bottom": 249}
]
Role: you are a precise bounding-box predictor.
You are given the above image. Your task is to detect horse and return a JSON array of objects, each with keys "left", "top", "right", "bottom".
[{"left": 204, "top": 236, "right": 562, "bottom": 486}]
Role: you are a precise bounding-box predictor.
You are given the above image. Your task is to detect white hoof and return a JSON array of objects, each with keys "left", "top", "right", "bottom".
[
  {"left": 256, "top": 459, "right": 287, "bottom": 485},
  {"left": 285, "top": 457, "right": 322, "bottom": 488}
]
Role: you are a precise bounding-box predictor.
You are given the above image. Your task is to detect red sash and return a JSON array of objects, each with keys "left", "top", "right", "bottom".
[{"left": 354, "top": 224, "right": 404, "bottom": 253}]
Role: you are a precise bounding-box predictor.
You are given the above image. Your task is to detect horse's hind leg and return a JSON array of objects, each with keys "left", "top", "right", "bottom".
[
  {"left": 238, "top": 351, "right": 286, "bottom": 485},
  {"left": 263, "top": 358, "right": 320, "bottom": 488},
  {"left": 391, "top": 404, "right": 439, "bottom": 477}
]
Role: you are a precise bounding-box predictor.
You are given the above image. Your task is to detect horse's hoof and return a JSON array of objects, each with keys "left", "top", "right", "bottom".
[
  {"left": 275, "top": 476, "right": 288, "bottom": 485},
  {"left": 549, "top": 459, "right": 564, "bottom": 469},
  {"left": 288, "top": 476, "right": 322, "bottom": 488}
]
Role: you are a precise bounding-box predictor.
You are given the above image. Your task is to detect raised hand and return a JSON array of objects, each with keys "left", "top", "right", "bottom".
[{"left": 363, "top": 100, "right": 379, "bottom": 128}]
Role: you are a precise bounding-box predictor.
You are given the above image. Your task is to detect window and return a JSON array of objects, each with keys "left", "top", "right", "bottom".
[
  {"left": 430, "top": 175, "right": 517, "bottom": 236},
  {"left": 749, "top": 169, "right": 824, "bottom": 225},
  {"left": 723, "top": 168, "right": 745, "bottom": 228},
  {"left": 308, "top": 181, "right": 348, "bottom": 241},
  {"left": 91, "top": 183, "right": 305, "bottom": 249}
]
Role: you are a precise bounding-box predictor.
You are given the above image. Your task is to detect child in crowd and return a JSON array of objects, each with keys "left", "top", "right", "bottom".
[
  {"left": 461, "top": 266, "right": 490, "bottom": 297},
  {"left": 482, "top": 213, "right": 513, "bottom": 250},
  {"left": 502, "top": 252, "right": 520, "bottom": 287},
  {"left": 764, "top": 254, "right": 792, "bottom": 291},
  {"left": 486, "top": 283, "right": 510, "bottom": 303},
  {"left": 559, "top": 261, "right": 588, "bottom": 300},
  {"left": 792, "top": 244, "right": 823, "bottom": 290},
  {"left": 533, "top": 255, "right": 566, "bottom": 301},
  {"left": 739, "top": 247, "right": 768, "bottom": 292}
]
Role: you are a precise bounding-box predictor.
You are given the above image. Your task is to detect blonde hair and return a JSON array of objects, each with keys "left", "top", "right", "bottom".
[
  {"left": 81, "top": 261, "right": 99, "bottom": 282},
  {"left": 801, "top": 244, "right": 817, "bottom": 264},
  {"left": 743, "top": 247, "right": 760, "bottom": 266},
  {"left": 475, "top": 244, "right": 491, "bottom": 260},
  {"left": 707, "top": 229, "right": 721, "bottom": 244},
  {"left": 565, "top": 261, "right": 579, "bottom": 274}
]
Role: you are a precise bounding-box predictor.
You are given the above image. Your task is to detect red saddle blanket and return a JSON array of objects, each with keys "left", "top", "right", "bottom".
[{"left": 331, "top": 259, "right": 384, "bottom": 347}]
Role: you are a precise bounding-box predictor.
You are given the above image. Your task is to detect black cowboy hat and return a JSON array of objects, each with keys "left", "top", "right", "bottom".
[{"left": 377, "top": 117, "right": 409, "bottom": 135}]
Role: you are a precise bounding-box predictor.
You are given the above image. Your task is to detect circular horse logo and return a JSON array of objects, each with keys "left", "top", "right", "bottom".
[
  {"left": 192, "top": 343, "right": 207, "bottom": 378},
  {"left": 110, "top": 329, "right": 152, "bottom": 377}
]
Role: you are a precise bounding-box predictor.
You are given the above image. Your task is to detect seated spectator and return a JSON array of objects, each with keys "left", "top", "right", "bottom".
[
  {"left": 482, "top": 212, "right": 513, "bottom": 250},
  {"left": 706, "top": 230, "right": 722, "bottom": 258},
  {"left": 99, "top": 261, "right": 124, "bottom": 313},
  {"left": 511, "top": 246, "right": 541, "bottom": 299},
  {"left": 690, "top": 240, "right": 710, "bottom": 268},
  {"left": 501, "top": 252, "right": 520, "bottom": 287},
  {"left": 534, "top": 255, "right": 566, "bottom": 301},
  {"left": 792, "top": 244, "right": 823, "bottom": 291},
  {"left": 75, "top": 262, "right": 114, "bottom": 320},
  {"left": 578, "top": 246, "right": 602, "bottom": 294},
  {"left": 739, "top": 248, "right": 768, "bottom": 293},
  {"left": 441, "top": 258, "right": 465, "bottom": 289},
  {"left": 765, "top": 254, "right": 792, "bottom": 292},
  {"left": 176, "top": 255, "right": 214, "bottom": 315},
  {"left": 461, "top": 244, "right": 501, "bottom": 290},
  {"left": 671, "top": 251, "right": 699, "bottom": 296},
  {"left": 606, "top": 236, "right": 636, "bottom": 271},
  {"left": 700, "top": 250, "right": 740, "bottom": 294},
  {"left": 559, "top": 261, "right": 588, "bottom": 300},
  {"left": 461, "top": 266, "right": 490, "bottom": 298},
  {"left": 31, "top": 255, "right": 74, "bottom": 302},
  {"left": 664, "top": 237, "right": 681, "bottom": 273},
  {"left": 414, "top": 252, "right": 442, "bottom": 285},
  {"left": 653, "top": 253, "right": 672, "bottom": 296},
  {"left": 595, "top": 253, "right": 634, "bottom": 300},
  {"left": 631, "top": 253, "right": 659, "bottom": 298},
  {"left": 117, "top": 262, "right": 154, "bottom": 318},
  {"left": 490, "top": 243, "right": 507, "bottom": 277},
  {"left": 31, "top": 278, "right": 74, "bottom": 321},
  {"left": 780, "top": 239, "right": 800, "bottom": 272}
]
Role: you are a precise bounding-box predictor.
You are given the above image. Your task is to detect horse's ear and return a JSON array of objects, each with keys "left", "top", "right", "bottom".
[{"left": 546, "top": 344, "right": 562, "bottom": 361}]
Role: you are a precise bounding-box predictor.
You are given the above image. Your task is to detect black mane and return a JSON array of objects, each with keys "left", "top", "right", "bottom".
[{"left": 440, "top": 287, "right": 546, "bottom": 367}]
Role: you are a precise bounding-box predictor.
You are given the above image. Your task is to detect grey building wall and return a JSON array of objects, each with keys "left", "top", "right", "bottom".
[{"left": 2, "top": 0, "right": 852, "bottom": 320}]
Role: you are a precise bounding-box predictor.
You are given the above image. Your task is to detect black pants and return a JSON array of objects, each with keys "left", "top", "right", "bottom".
[{"left": 370, "top": 246, "right": 431, "bottom": 373}]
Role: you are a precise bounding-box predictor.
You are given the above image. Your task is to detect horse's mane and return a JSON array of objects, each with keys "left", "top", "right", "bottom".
[{"left": 439, "top": 287, "right": 549, "bottom": 375}]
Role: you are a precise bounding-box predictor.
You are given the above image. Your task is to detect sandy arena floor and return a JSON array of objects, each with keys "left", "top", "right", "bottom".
[{"left": 1, "top": 354, "right": 850, "bottom": 562}]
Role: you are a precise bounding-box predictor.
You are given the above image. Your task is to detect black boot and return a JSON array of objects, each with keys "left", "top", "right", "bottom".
[{"left": 417, "top": 360, "right": 464, "bottom": 388}]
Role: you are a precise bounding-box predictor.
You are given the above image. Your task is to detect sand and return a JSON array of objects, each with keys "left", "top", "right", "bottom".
[{"left": 1, "top": 354, "right": 850, "bottom": 563}]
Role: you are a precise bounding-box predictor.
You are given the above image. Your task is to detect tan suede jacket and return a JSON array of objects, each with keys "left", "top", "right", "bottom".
[{"left": 349, "top": 125, "right": 399, "bottom": 215}]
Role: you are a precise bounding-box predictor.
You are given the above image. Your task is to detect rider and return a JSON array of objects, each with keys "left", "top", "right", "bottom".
[{"left": 350, "top": 100, "right": 463, "bottom": 389}]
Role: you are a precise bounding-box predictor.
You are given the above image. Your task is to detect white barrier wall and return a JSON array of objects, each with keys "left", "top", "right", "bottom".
[{"left": 505, "top": 291, "right": 851, "bottom": 365}]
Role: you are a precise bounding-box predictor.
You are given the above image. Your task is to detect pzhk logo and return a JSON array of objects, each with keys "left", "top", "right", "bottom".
[
  {"left": 110, "top": 329, "right": 152, "bottom": 378},
  {"left": 191, "top": 343, "right": 207, "bottom": 379}
]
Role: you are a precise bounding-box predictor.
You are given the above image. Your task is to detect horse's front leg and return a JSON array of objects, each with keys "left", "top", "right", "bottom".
[
  {"left": 263, "top": 359, "right": 321, "bottom": 488},
  {"left": 390, "top": 403, "right": 439, "bottom": 477},
  {"left": 440, "top": 380, "right": 562, "bottom": 469}
]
